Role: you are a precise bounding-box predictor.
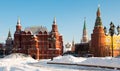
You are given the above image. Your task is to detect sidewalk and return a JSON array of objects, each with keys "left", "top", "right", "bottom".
[{"left": 47, "top": 62, "right": 120, "bottom": 70}]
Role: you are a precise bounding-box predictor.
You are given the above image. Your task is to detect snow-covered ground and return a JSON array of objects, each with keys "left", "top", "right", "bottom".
[
  {"left": 0, "top": 53, "right": 120, "bottom": 71},
  {"left": 49, "top": 55, "right": 120, "bottom": 68}
]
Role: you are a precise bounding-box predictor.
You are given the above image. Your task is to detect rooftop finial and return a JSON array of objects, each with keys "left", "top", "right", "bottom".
[
  {"left": 53, "top": 17, "right": 56, "bottom": 25},
  {"left": 84, "top": 17, "right": 86, "bottom": 20},
  {"left": 98, "top": 4, "right": 100, "bottom": 8},
  {"left": 17, "top": 16, "right": 21, "bottom": 25},
  {"left": 97, "top": 4, "right": 101, "bottom": 17},
  {"left": 7, "top": 29, "right": 12, "bottom": 38},
  {"left": 84, "top": 17, "right": 86, "bottom": 22}
]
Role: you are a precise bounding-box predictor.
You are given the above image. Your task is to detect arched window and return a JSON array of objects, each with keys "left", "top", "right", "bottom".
[
  {"left": 44, "top": 31, "right": 47, "bottom": 34},
  {"left": 27, "top": 31, "right": 32, "bottom": 35},
  {"left": 39, "top": 31, "right": 42, "bottom": 34}
]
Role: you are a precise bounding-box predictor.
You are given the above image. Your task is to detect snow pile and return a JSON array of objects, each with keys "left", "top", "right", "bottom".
[
  {"left": 0, "top": 54, "right": 119, "bottom": 71},
  {"left": 0, "top": 53, "right": 39, "bottom": 71},
  {"left": 79, "top": 57, "right": 120, "bottom": 68},
  {"left": 4, "top": 53, "right": 29, "bottom": 59},
  {"left": 50, "top": 55, "right": 86, "bottom": 63},
  {"left": 3, "top": 53, "right": 37, "bottom": 63},
  {"left": 50, "top": 55, "right": 120, "bottom": 68}
]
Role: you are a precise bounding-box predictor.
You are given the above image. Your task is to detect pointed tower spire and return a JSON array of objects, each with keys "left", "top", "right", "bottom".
[
  {"left": 53, "top": 17, "right": 56, "bottom": 25},
  {"left": 97, "top": 5, "right": 100, "bottom": 17},
  {"left": 52, "top": 17, "right": 58, "bottom": 32},
  {"left": 8, "top": 29, "right": 12, "bottom": 38},
  {"left": 83, "top": 17, "right": 86, "bottom": 30},
  {"left": 16, "top": 17, "right": 22, "bottom": 32},
  {"left": 72, "top": 37, "right": 74, "bottom": 45},
  {"left": 6, "top": 29, "right": 13, "bottom": 46},
  {"left": 17, "top": 16, "right": 21, "bottom": 26},
  {"left": 71, "top": 36, "right": 75, "bottom": 52},
  {"left": 81, "top": 18, "right": 88, "bottom": 43},
  {"left": 95, "top": 5, "right": 102, "bottom": 27}
]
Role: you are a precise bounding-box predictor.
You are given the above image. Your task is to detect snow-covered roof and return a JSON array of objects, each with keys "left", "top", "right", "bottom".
[{"left": 24, "top": 26, "right": 48, "bottom": 34}]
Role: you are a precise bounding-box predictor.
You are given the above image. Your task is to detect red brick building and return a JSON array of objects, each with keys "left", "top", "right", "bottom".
[{"left": 13, "top": 17, "right": 63, "bottom": 59}]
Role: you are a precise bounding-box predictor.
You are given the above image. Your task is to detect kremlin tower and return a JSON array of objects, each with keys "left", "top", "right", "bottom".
[
  {"left": 14, "top": 17, "right": 22, "bottom": 53},
  {"left": 74, "top": 19, "right": 89, "bottom": 57},
  {"left": 81, "top": 18, "right": 89, "bottom": 43},
  {"left": 71, "top": 37, "right": 75, "bottom": 52},
  {"left": 91, "top": 6, "right": 106, "bottom": 57},
  {"left": 6, "top": 29, "right": 13, "bottom": 46}
]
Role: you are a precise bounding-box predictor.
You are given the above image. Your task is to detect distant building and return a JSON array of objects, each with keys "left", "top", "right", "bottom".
[
  {"left": 0, "top": 30, "right": 13, "bottom": 56},
  {"left": 71, "top": 38, "right": 75, "bottom": 52},
  {"left": 5, "top": 30, "right": 13, "bottom": 55},
  {"left": 13, "top": 17, "right": 63, "bottom": 59},
  {"left": 65, "top": 42, "right": 72, "bottom": 52},
  {"left": 75, "top": 18, "right": 90, "bottom": 57},
  {"left": 75, "top": 43, "right": 89, "bottom": 57}
]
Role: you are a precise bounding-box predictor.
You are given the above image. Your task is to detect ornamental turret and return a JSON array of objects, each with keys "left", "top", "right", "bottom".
[
  {"left": 52, "top": 17, "right": 58, "bottom": 32},
  {"left": 6, "top": 29, "right": 13, "bottom": 46},
  {"left": 16, "top": 17, "right": 22, "bottom": 32}
]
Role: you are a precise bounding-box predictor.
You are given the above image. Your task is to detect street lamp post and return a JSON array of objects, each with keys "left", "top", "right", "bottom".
[
  {"left": 117, "top": 25, "right": 120, "bottom": 55},
  {"left": 117, "top": 26, "right": 120, "bottom": 35},
  {"left": 111, "top": 34, "right": 114, "bottom": 57},
  {"left": 3, "top": 48, "right": 5, "bottom": 57},
  {"left": 109, "top": 22, "right": 115, "bottom": 57}
]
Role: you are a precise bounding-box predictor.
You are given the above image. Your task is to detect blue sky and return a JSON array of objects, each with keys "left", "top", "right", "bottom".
[{"left": 0, "top": 0, "right": 120, "bottom": 44}]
